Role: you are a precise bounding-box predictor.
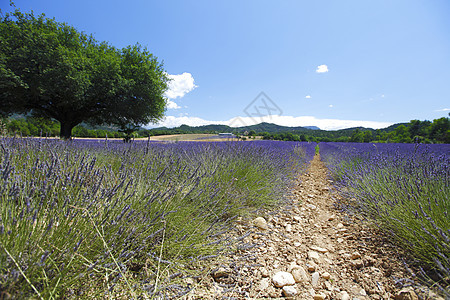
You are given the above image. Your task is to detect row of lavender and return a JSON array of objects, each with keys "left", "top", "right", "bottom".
[
  {"left": 0, "top": 138, "right": 315, "bottom": 298},
  {"left": 320, "top": 142, "right": 450, "bottom": 291}
]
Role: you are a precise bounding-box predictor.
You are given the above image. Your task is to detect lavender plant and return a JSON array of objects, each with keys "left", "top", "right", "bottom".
[
  {"left": 0, "top": 138, "right": 315, "bottom": 298},
  {"left": 320, "top": 142, "right": 450, "bottom": 291}
]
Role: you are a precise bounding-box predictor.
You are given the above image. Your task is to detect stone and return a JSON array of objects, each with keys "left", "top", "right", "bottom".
[
  {"left": 287, "top": 262, "right": 299, "bottom": 272},
  {"left": 311, "top": 245, "right": 328, "bottom": 253},
  {"left": 306, "top": 261, "right": 317, "bottom": 272},
  {"left": 293, "top": 216, "right": 301, "bottom": 222},
  {"left": 253, "top": 217, "right": 268, "bottom": 230},
  {"left": 286, "top": 224, "right": 292, "bottom": 232},
  {"left": 308, "top": 251, "right": 320, "bottom": 262},
  {"left": 212, "top": 267, "right": 231, "bottom": 278},
  {"left": 272, "top": 271, "right": 295, "bottom": 287},
  {"left": 183, "top": 277, "right": 194, "bottom": 285},
  {"left": 351, "top": 259, "right": 364, "bottom": 269},
  {"left": 291, "top": 266, "right": 308, "bottom": 283},
  {"left": 340, "top": 291, "right": 350, "bottom": 300},
  {"left": 351, "top": 251, "right": 361, "bottom": 260},
  {"left": 311, "top": 271, "right": 320, "bottom": 287},
  {"left": 256, "top": 278, "right": 270, "bottom": 291},
  {"left": 395, "top": 288, "right": 419, "bottom": 300},
  {"left": 306, "top": 204, "right": 317, "bottom": 210},
  {"left": 337, "top": 223, "right": 344, "bottom": 228},
  {"left": 282, "top": 285, "right": 298, "bottom": 298},
  {"left": 321, "top": 272, "right": 331, "bottom": 280},
  {"left": 314, "top": 293, "right": 326, "bottom": 300},
  {"left": 293, "top": 241, "right": 301, "bottom": 247}
]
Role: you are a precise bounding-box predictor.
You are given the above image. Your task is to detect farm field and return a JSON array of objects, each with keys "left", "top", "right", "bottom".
[
  {"left": 149, "top": 134, "right": 235, "bottom": 142},
  {"left": 190, "top": 142, "right": 449, "bottom": 299},
  {"left": 0, "top": 138, "right": 315, "bottom": 298},
  {"left": 0, "top": 138, "right": 448, "bottom": 299},
  {"left": 320, "top": 142, "right": 450, "bottom": 297},
  {"left": 149, "top": 134, "right": 262, "bottom": 142}
]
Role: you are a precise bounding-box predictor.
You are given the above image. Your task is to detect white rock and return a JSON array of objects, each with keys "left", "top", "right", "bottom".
[
  {"left": 285, "top": 224, "right": 292, "bottom": 232},
  {"left": 311, "top": 245, "right": 328, "bottom": 253},
  {"left": 306, "top": 204, "right": 317, "bottom": 210},
  {"left": 308, "top": 251, "right": 320, "bottom": 262},
  {"left": 293, "top": 241, "right": 301, "bottom": 247},
  {"left": 272, "top": 271, "right": 295, "bottom": 287},
  {"left": 256, "top": 278, "right": 270, "bottom": 291},
  {"left": 293, "top": 216, "right": 302, "bottom": 221},
  {"left": 291, "top": 266, "right": 308, "bottom": 283},
  {"left": 212, "top": 267, "right": 231, "bottom": 278},
  {"left": 253, "top": 217, "right": 268, "bottom": 230},
  {"left": 340, "top": 291, "right": 350, "bottom": 300},
  {"left": 282, "top": 285, "right": 298, "bottom": 297},
  {"left": 311, "top": 271, "right": 320, "bottom": 287}
]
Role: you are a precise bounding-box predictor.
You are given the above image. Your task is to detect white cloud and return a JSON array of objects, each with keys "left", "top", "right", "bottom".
[
  {"left": 147, "top": 115, "right": 394, "bottom": 131},
  {"left": 328, "top": 104, "right": 333, "bottom": 108},
  {"left": 305, "top": 95, "right": 311, "bottom": 99},
  {"left": 152, "top": 116, "right": 225, "bottom": 128},
  {"left": 316, "top": 64, "right": 329, "bottom": 73},
  {"left": 166, "top": 99, "right": 181, "bottom": 109},
  {"left": 435, "top": 108, "right": 450, "bottom": 112},
  {"left": 164, "top": 72, "right": 197, "bottom": 109}
]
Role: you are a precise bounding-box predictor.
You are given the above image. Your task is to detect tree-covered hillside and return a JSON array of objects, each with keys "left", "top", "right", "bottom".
[{"left": 1, "top": 116, "right": 448, "bottom": 144}]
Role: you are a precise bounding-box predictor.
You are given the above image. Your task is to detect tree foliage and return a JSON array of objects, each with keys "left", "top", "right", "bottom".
[{"left": 0, "top": 8, "right": 169, "bottom": 139}]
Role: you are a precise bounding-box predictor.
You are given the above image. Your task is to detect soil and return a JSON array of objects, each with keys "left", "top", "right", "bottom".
[{"left": 178, "top": 154, "right": 444, "bottom": 299}]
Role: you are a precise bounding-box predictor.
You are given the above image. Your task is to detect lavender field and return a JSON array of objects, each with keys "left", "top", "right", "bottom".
[
  {"left": 0, "top": 138, "right": 315, "bottom": 298},
  {"left": 320, "top": 142, "right": 450, "bottom": 293}
]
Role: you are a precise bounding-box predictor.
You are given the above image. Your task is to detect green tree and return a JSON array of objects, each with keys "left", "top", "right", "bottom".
[
  {"left": 429, "top": 117, "right": 449, "bottom": 143},
  {"left": 350, "top": 129, "right": 363, "bottom": 142},
  {"left": 362, "top": 130, "right": 373, "bottom": 143},
  {"left": 0, "top": 9, "right": 169, "bottom": 139}
]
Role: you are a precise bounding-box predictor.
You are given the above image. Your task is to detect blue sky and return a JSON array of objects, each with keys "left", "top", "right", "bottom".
[{"left": 2, "top": 0, "right": 450, "bottom": 130}]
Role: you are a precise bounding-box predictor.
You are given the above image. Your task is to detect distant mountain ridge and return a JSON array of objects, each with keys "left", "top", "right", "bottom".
[
  {"left": 151, "top": 122, "right": 322, "bottom": 133},
  {"left": 149, "top": 122, "right": 401, "bottom": 134}
]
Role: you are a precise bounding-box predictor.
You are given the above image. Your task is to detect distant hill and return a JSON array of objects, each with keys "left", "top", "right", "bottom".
[
  {"left": 304, "top": 126, "right": 320, "bottom": 130},
  {"left": 148, "top": 122, "right": 406, "bottom": 135},
  {"left": 149, "top": 122, "right": 322, "bottom": 134}
]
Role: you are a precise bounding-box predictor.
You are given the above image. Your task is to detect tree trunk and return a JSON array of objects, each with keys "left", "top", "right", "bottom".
[{"left": 59, "top": 121, "right": 75, "bottom": 140}]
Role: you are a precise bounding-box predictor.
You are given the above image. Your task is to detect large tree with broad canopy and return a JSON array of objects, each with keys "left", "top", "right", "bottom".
[{"left": 0, "top": 8, "right": 169, "bottom": 139}]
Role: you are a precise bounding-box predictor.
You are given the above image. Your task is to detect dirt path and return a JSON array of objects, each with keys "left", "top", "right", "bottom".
[{"left": 185, "top": 155, "right": 439, "bottom": 299}]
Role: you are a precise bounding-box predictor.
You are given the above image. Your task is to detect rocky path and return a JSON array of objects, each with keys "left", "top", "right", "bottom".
[{"left": 185, "top": 155, "right": 439, "bottom": 299}]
